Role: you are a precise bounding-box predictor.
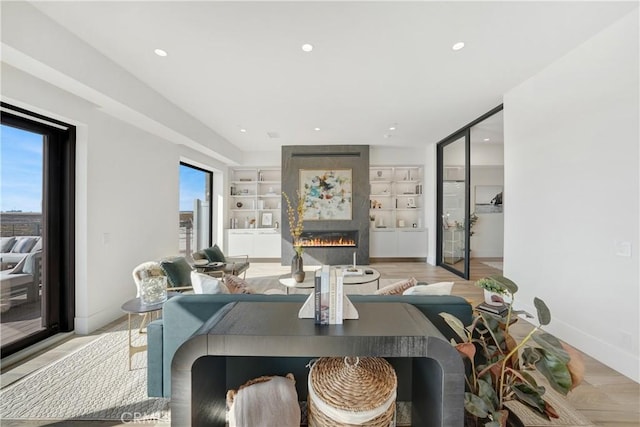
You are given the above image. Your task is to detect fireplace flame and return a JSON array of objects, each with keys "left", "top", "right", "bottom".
[{"left": 301, "top": 237, "right": 356, "bottom": 247}]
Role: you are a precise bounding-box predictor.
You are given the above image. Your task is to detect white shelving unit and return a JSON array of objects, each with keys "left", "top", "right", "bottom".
[
  {"left": 369, "top": 166, "right": 426, "bottom": 258},
  {"left": 227, "top": 167, "right": 281, "bottom": 258}
]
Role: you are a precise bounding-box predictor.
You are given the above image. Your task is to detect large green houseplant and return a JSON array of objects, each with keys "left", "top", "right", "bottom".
[{"left": 440, "top": 275, "right": 585, "bottom": 427}]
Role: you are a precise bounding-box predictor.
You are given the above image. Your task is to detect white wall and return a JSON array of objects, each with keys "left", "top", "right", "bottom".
[
  {"left": 470, "top": 166, "right": 504, "bottom": 258},
  {"left": 2, "top": 64, "right": 227, "bottom": 334},
  {"left": 504, "top": 10, "right": 639, "bottom": 381}
]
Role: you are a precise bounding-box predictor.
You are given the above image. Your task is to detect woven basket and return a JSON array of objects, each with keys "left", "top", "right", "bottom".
[{"left": 308, "top": 357, "right": 397, "bottom": 427}]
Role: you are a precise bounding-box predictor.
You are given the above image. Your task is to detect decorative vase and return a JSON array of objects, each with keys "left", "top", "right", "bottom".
[
  {"left": 291, "top": 253, "right": 305, "bottom": 283},
  {"left": 140, "top": 276, "right": 167, "bottom": 305}
]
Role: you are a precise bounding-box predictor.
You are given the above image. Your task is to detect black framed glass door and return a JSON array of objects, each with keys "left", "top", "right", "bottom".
[
  {"left": 1, "top": 103, "right": 75, "bottom": 357},
  {"left": 437, "top": 131, "right": 470, "bottom": 278}
]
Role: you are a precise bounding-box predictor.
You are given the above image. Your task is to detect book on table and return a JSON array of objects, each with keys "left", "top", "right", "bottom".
[{"left": 476, "top": 302, "right": 509, "bottom": 316}]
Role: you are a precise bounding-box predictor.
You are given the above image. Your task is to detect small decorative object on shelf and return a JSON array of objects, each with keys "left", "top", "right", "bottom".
[{"left": 236, "top": 202, "right": 243, "bottom": 208}]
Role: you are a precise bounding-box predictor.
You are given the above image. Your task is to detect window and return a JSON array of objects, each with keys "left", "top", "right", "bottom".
[
  {"left": 1, "top": 103, "right": 75, "bottom": 357},
  {"left": 179, "top": 163, "right": 212, "bottom": 256}
]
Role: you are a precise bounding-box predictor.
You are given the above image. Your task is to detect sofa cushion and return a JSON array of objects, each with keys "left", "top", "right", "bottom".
[
  {"left": 374, "top": 277, "right": 417, "bottom": 295},
  {"left": 0, "top": 237, "right": 16, "bottom": 253},
  {"left": 11, "top": 237, "right": 37, "bottom": 253},
  {"left": 30, "top": 237, "right": 42, "bottom": 253},
  {"left": 159, "top": 257, "right": 193, "bottom": 288},
  {"left": 190, "top": 271, "right": 229, "bottom": 294},
  {"left": 403, "top": 281, "right": 454, "bottom": 296},
  {"left": 22, "top": 251, "right": 42, "bottom": 275},
  {"left": 203, "top": 244, "right": 226, "bottom": 263},
  {"left": 223, "top": 274, "right": 254, "bottom": 294}
]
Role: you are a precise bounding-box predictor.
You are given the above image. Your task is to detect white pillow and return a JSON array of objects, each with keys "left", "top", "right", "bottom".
[
  {"left": 402, "top": 281, "right": 454, "bottom": 296},
  {"left": 190, "top": 271, "right": 229, "bottom": 294}
]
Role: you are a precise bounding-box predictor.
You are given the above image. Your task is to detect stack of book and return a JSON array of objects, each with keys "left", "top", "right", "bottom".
[
  {"left": 314, "top": 265, "right": 344, "bottom": 325},
  {"left": 476, "top": 302, "right": 509, "bottom": 317}
]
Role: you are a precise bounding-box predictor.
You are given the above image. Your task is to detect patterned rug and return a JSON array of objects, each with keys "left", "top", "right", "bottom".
[{"left": 0, "top": 317, "right": 170, "bottom": 422}]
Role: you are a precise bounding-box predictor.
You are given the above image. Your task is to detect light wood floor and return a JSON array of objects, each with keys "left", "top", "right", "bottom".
[{"left": 1, "top": 259, "right": 638, "bottom": 427}]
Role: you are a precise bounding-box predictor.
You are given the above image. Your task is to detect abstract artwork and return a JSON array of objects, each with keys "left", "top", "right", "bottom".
[{"left": 300, "top": 169, "right": 352, "bottom": 220}]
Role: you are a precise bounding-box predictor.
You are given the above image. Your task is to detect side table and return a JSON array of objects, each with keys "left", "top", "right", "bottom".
[{"left": 121, "top": 292, "right": 178, "bottom": 370}]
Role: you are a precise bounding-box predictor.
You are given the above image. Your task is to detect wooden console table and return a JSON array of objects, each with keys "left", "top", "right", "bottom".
[{"left": 171, "top": 301, "right": 464, "bottom": 426}]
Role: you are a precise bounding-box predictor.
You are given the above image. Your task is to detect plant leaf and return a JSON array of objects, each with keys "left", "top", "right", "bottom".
[
  {"left": 532, "top": 332, "right": 570, "bottom": 363},
  {"left": 465, "top": 392, "right": 491, "bottom": 418},
  {"left": 522, "top": 347, "right": 543, "bottom": 367},
  {"left": 489, "top": 275, "right": 519, "bottom": 294},
  {"left": 534, "top": 297, "right": 551, "bottom": 325},
  {"left": 439, "top": 312, "right": 469, "bottom": 342},
  {"left": 544, "top": 401, "right": 560, "bottom": 419},
  {"left": 478, "top": 378, "right": 499, "bottom": 409},
  {"left": 535, "top": 351, "right": 573, "bottom": 395},
  {"left": 456, "top": 342, "right": 476, "bottom": 360},
  {"left": 511, "top": 383, "right": 548, "bottom": 417}
]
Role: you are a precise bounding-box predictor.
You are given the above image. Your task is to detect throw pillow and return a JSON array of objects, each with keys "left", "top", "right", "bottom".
[
  {"left": 402, "top": 281, "right": 454, "bottom": 296},
  {"left": 22, "top": 251, "right": 42, "bottom": 275},
  {"left": 190, "top": 271, "right": 229, "bottom": 294},
  {"left": 223, "top": 274, "right": 254, "bottom": 294},
  {"left": 0, "top": 236, "right": 16, "bottom": 253},
  {"left": 203, "top": 244, "right": 226, "bottom": 263},
  {"left": 30, "top": 237, "right": 43, "bottom": 253},
  {"left": 159, "top": 257, "right": 193, "bottom": 288},
  {"left": 226, "top": 373, "right": 300, "bottom": 427},
  {"left": 10, "top": 237, "right": 37, "bottom": 254},
  {"left": 374, "top": 277, "right": 418, "bottom": 295}
]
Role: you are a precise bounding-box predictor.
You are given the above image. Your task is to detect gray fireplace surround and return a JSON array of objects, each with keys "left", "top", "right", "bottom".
[{"left": 281, "top": 145, "right": 370, "bottom": 266}]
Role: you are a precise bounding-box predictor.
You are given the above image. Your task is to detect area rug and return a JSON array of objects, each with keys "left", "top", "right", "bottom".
[{"left": 0, "top": 318, "right": 170, "bottom": 422}]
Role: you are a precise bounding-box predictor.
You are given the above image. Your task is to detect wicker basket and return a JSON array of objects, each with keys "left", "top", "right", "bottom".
[{"left": 308, "top": 357, "right": 397, "bottom": 427}]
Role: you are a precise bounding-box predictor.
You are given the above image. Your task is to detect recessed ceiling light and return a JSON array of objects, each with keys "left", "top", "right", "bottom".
[
  {"left": 452, "top": 42, "right": 465, "bottom": 51},
  {"left": 239, "top": 128, "right": 247, "bottom": 133},
  {"left": 301, "top": 43, "right": 313, "bottom": 52},
  {"left": 314, "top": 127, "right": 321, "bottom": 131},
  {"left": 484, "top": 138, "right": 490, "bottom": 142},
  {"left": 389, "top": 125, "right": 397, "bottom": 131},
  {"left": 154, "top": 48, "right": 168, "bottom": 57}
]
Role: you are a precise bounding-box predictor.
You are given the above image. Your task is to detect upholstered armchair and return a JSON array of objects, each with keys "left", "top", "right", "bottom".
[{"left": 192, "top": 244, "right": 250, "bottom": 278}]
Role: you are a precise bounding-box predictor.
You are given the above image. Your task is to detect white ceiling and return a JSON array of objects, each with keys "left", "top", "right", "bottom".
[{"left": 30, "top": 1, "right": 637, "bottom": 153}]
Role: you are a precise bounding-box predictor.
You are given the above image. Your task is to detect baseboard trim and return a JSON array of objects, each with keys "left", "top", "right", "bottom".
[{"left": 370, "top": 258, "right": 427, "bottom": 263}]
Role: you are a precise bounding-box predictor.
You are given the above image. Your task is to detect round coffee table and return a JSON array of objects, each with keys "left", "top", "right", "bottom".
[
  {"left": 279, "top": 272, "right": 315, "bottom": 294},
  {"left": 341, "top": 266, "right": 381, "bottom": 289},
  {"left": 279, "top": 267, "right": 381, "bottom": 294}
]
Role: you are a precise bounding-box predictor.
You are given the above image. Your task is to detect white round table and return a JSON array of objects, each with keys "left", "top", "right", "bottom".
[{"left": 279, "top": 267, "right": 380, "bottom": 294}]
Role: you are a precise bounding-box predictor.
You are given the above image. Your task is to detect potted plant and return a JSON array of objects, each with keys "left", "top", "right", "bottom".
[
  {"left": 440, "top": 275, "right": 585, "bottom": 427},
  {"left": 476, "top": 276, "right": 511, "bottom": 306}
]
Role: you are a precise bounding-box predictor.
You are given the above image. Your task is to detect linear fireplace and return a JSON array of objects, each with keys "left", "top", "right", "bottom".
[
  {"left": 282, "top": 145, "right": 370, "bottom": 265},
  {"left": 300, "top": 230, "right": 358, "bottom": 248}
]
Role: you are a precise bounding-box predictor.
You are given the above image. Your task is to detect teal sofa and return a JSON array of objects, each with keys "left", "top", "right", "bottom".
[{"left": 147, "top": 293, "right": 472, "bottom": 398}]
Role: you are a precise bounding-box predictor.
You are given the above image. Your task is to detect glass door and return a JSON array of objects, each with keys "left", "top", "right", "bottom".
[
  {"left": 1, "top": 105, "right": 75, "bottom": 357},
  {"left": 437, "top": 131, "right": 470, "bottom": 278}
]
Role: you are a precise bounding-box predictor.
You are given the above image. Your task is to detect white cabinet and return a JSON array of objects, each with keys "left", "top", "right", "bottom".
[
  {"left": 370, "top": 229, "right": 397, "bottom": 257},
  {"left": 253, "top": 231, "right": 282, "bottom": 258},
  {"left": 370, "top": 229, "right": 427, "bottom": 259},
  {"left": 396, "top": 229, "right": 427, "bottom": 257},
  {"left": 225, "top": 229, "right": 282, "bottom": 259}
]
